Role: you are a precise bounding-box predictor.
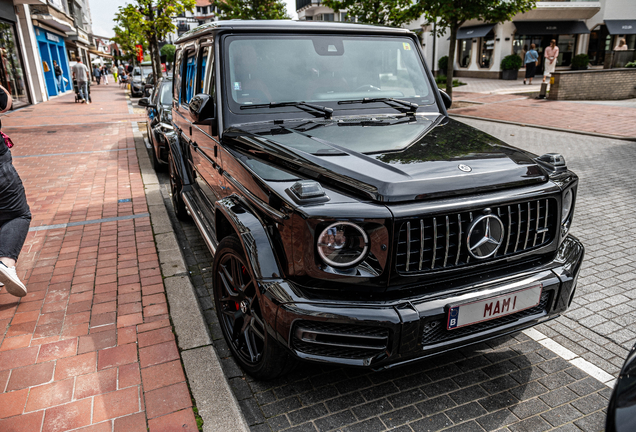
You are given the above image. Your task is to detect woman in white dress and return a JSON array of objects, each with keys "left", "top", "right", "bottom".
[{"left": 542, "top": 39, "right": 559, "bottom": 83}]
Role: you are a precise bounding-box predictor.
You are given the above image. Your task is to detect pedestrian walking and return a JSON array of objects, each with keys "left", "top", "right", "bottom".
[
  {"left": 53, "top": 60, "right": 64, "bottom": 93},
  {"left": 101, "top": 66, "right": 109, "bottom": 85},
  {"left": 72, "top": 59, "right": 90, "bottom": 104},
  {"left": 523, "top": 43, "right": 539, "bottom": 85},
  {"left": 614, "top": 38, "right": 628, "bottom": 51},
  {"left": 111, "top": 64, "right": 118, "bottom": 83},
  {"left": 542, "top": 39, "right": 559, "bottom": 83},
  {"left": 0, "top": 84, "right": 30, "bottom": 298},
  {"left": 93, "top": 65, "right": 101, "bottom": 85}
]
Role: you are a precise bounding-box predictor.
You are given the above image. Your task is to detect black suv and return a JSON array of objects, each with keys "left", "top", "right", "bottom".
[{"left": 167, "top": 21, "right": 584, "bottom": 379}]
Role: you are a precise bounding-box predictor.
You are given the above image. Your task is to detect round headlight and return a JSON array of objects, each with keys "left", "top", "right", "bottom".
[
  {"left": 317, "top": 222, "right": 369, "bottom": 268},
  {"left": 562, "top": 189, "right": 573, "bottom": 223}
]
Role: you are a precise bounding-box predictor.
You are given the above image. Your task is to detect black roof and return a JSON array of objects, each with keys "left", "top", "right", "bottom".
[{"left": 175, "top": 20, "right": 413, "bottom": 44}]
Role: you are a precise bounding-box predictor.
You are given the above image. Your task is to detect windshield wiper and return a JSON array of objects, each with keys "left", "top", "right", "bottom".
[
  {"left": 240, "top": 101, "right": 333, "bottom": 119},
  {"left": 337, "top": 98, "right": 418, "bottom": 116}
]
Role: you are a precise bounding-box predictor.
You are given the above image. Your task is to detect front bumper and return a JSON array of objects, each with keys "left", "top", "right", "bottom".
[{"left": 265, "top": 235, "right": 584, "bottom": 370}]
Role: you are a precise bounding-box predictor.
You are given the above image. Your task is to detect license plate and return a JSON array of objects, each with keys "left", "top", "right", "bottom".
[{"left": 447, "top": 284, "right": 543, "bottom": 330}]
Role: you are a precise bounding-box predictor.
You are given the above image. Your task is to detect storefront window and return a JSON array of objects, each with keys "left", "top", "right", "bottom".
[
  {"left": 514, "top": 34, "right": 577, "bottom": 68},
  {"left": 556, "top": 35, "right": 576, "bottom": 66},
  {"left": 457, "top": 39, "right": 472, "bottom": 68},
  {"left": 479, "top": 31, "right": 495, "bottom": 68},
  {"left": 0, "top": 21, "right": 29, "bottom": 109}
]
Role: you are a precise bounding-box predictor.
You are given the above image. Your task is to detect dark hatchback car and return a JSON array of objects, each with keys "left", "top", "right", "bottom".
[
  {"left": 139, "top": 77, "right": 173, "bottom": 169},
  {"left": 166, "top": 21, "right": 584, "bottom": 379}
]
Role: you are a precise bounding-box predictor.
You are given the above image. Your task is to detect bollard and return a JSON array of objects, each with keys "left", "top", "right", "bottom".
[{"left": 537, "top": 82, "right": 548, "bottom": 99}]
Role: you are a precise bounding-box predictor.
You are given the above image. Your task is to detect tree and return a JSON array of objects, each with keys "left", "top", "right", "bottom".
[
  {"left": 321, "top": 0, "right": 423, "bottom": 28},
  {"left": 114, "top": 1, "right": 195, "bottom": 80},
  {"left": 213, "top": 0, "right": 289, "bottom": 20},
  {"left": 112, "top": 5, "right": 146, "bottom": 67},
  {"left": 160, "top": 44, "right": 176, "bottom": 63},
  {"left": 419, "top": 0, "right": 536, "bottom": 97}
]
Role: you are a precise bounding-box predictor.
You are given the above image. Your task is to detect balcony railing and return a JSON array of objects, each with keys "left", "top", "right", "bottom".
[{"left": 296, "top": 0, "right": 319, "bottom": 10}]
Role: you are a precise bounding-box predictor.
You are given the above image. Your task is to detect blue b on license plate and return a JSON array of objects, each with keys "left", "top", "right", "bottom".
[{"left": 447, "top": 284, "right": 543, "bottom": 330}]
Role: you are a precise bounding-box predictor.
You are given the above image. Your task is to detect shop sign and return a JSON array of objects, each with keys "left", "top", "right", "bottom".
[
  {"left": 136, "top": 44, "right": 143, "bottom": 62},
  {"left": 77, "top": 29, "right": 90, "bottom": 44},
  {"left": 46, "top": 32, "right": 60, "bottom": 43}
]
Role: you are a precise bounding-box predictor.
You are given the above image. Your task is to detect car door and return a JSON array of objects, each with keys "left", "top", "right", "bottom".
[{"left": 189, "top": 43, "right": 227, "bottom": 211}]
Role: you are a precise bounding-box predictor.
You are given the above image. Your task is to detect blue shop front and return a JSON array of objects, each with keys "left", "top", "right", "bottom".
[{"left": 34, "top": 27, "right": 71, "bottom": 97}]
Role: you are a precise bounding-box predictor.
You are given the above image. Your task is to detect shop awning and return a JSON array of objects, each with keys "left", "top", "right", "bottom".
[
  {"left": 513, "top": 21, "right": 590, "bottom": 36},
  {"left": 455, "top": 24, "right": 495, "bottom": 40},
  {"left": 605, "top": 20, "right": 636, "bottom": 35},
  {"left": 89, "top": 49, "right": 113, "bottom": 59}
]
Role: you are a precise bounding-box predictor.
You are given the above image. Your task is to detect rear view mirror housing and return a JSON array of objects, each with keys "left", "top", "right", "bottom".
[
  {"left": 439, "top": 90, "right": 452, "bottom": 110},
  {"left": 189, "top": 93, "right": 217, "bottom": 134}
]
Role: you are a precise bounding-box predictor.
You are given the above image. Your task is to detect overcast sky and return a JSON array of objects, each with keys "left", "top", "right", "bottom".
[{"left": 90, "top": 0, "right": 298, "bottom": 38}]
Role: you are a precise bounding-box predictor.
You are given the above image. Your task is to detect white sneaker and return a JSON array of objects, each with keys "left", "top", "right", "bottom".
[{"left": 0, "top": 262, "right": 27, "bottom": 297}]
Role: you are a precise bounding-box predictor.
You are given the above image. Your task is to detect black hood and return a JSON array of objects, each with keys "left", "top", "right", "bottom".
[{"left": 225, "top": 115, "right": 549, "bottom": 202}]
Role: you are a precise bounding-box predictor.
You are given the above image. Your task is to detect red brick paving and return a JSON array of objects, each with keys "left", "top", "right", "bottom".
[
  {"left": 0, "top": 86, "right": 197, "bottom": 431},
  {"left": 450, "top": 91, "right": 636, "bottom": 138}
]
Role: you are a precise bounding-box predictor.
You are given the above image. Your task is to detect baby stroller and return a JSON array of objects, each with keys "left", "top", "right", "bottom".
[{"left": 73, "top": 79, "right": 92, "bottom": 103}]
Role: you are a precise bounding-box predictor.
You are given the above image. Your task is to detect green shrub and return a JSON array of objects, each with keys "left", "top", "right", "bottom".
[
  {"left": 571, "top": 54, "right": 589, "bottom": 70},
  {"left": 438, "top": 56, "right": 448, "bottom": 74},
  {"left": 435, "top": 75, "right": 466, "bottom": 88},
  {"left": 500, "top": 54, "right": 523, "bottom": 71},
  {"left": 625, "top": 61, "right": 636, "bottom": 68}
]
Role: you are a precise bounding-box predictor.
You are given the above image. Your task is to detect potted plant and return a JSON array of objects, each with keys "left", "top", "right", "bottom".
[
  {"left": 501, "top": 54, "right": 523, "bottom": 80},
  {"left": 571, "top": 54, "right": 589, "bottom": 70}
]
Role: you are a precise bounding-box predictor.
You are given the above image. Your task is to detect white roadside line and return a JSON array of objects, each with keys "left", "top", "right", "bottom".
[{"left": 523, "top": 328, "right": 616, "bottom": 389}]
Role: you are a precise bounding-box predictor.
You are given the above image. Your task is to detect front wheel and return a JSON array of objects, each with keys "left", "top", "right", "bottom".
[{"left": 213, "top": 235, "right": 295, "bottom": 380}]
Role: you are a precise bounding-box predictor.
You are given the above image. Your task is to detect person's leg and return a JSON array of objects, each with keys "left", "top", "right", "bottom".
[
  {"left": 0, "top": 150, "right": 31, "bottom": 297},
  {"left": 56, "top": 75, "right": 62, "bottom": 92},
  {"left": 80, "top": 82, "right": 88, "bottom": 102}
]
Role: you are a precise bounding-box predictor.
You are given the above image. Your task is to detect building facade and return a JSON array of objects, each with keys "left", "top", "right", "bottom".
[
  {"left": 0, "top": 0, "right": 97, "bottom": 108},
  {"left": 297, "top": 0, "right": 636, "bottom": 77},
  {"left": 166, "top": 0, "right": 217, "bottom": 44}
]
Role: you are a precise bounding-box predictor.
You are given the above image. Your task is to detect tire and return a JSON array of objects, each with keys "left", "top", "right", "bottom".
[
  {"left": 213, "top": 235, "right": 295, "bottom": 380},
  {"left": 168, "top": 152, "right": 189, "bottom": 220}
]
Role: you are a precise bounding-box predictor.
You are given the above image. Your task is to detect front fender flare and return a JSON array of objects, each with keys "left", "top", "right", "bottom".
[{"left": 215, "top": 197, "right": 283, "bottom": 281}]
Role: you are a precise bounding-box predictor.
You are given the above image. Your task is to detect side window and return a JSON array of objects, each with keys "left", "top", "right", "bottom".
[
  {"left": 173, "top": 49, "right": 182, "bottom": 103},
  {"left": 184, "top": 51, "right": 197, "bottom": 104},
  {"left": 199, "top": 46, "right": 210, "bottom": 93}
]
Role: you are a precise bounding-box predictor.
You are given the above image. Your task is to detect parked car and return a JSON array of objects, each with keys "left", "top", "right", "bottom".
[
  {"left": 130, "top": 65, "right": 152, "bottom": 97},
  {"left": 167, "top": 20, "right": 584, "bottom": 379},
  {"left": 139, "top": 77, "right": 173, "bottom": 170},
  {"left": 606, "top": 342, "right": 636, "bottom": 432}
]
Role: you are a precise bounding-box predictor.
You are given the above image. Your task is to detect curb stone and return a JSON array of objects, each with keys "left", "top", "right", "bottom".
[
  {"left": 129, "top": 112, "right": 250, "bottom": 432},
  {"left": 449, "top": 113, "right": 636, "bottom": 142}
]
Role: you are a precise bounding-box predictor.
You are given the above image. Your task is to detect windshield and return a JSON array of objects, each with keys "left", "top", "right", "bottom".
[
  {"left": 160, "top": 82, "right": 172, "bottom": 105},
  {"left": 224, "top": 35, "right": 434, "bottom": 114}
]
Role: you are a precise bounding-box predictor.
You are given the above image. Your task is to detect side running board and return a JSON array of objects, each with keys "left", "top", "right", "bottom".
[{"left": 181, "top": 190, "right": 218, "bottom": 257}]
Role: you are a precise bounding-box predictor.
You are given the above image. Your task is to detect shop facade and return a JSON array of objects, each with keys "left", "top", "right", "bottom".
[
  {"left": 0, "top": 0, "right": 30, "bottom": 108},
  {"left": 34, "top": 25, "right": 71, "bottom": 98}
]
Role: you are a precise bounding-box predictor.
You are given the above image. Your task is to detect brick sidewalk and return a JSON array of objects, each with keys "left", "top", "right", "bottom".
[
  {"left": 0, "top": 86, "right": 199, "bottom": 431},
  {"left": 450, "top": 92, "right": 636, "bottom": 139}
]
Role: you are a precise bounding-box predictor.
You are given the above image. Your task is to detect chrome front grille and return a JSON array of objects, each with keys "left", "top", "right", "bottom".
[{"left": 396, "top": 198, "right": 557, "bottom": 274}]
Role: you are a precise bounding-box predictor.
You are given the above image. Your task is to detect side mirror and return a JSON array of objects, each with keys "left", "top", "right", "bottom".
[
  {"left": 439, "top": 90, "right": 452, "bottom": 110},
  {"left": 189, "top": 93, "right": 215, "bottom": 125},
  {"left": 138, "top": 97, "right": 150, "bottom": 107}
]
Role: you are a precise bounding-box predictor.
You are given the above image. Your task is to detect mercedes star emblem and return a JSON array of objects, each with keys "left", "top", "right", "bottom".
[
  {"left": 240, "top": 301, "right": 249, "bottom": 314},
  {"left": 458, "top": 164, "right": 472, "bottom": 172},
  {"left": 466, "top": 214, "right": 505, "bottom": 259}
]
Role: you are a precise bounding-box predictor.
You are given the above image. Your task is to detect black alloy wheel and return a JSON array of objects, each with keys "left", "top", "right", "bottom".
[
  {"left": 213, "top": 235, "right": 294, "bottom": 379},
  {"left": 168, "top": 152, "right": 188, "bottom": 220}
]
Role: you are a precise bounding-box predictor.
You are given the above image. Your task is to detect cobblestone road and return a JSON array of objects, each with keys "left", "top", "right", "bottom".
[{"left": 152, "top": 119, "right": 631, "bottom": 432}]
